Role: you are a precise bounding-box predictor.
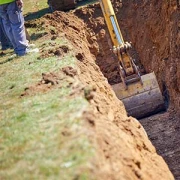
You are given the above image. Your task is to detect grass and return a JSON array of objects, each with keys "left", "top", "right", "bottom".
[
  {"left": 23, "top": 0, "right": 48, "bottom": 15},
  {"left": 0, "top": 50, "right": 94, "bottom": 179},
  {"left": 0, "top": 1, "right": 95, "bottom": 179}
]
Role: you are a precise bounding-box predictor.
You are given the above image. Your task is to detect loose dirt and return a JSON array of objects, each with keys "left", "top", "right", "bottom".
[
  {"left": 24, "top": 0, "right": 180, "bottom": 179},
  {"left": 21, "top": 71, "right": 66, "bottom": 96},
  {"left": 40, "top": 43, "right": 70, "bottom": 59}
]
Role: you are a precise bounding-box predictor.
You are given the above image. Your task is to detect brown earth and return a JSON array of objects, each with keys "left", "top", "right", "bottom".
[
  {"left": 25, "top": 0, "right": 180, "bottom": 179},
  {"left": 140, "top": 110, "right": 180, "bottom": 179}
]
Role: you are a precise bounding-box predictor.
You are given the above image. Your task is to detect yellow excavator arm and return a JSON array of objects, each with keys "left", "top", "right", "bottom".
[
  {"left": 99, "top": 0, "right": 142, "bottom": 89},
  {"left": 99, "top": 0, "right": 165, "bottom": 118}
]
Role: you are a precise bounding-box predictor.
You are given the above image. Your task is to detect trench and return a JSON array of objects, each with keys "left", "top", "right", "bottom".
[
  {"left": 73, "top": 0, "right": 180, "bottom": 179},
  {"left": 43, "top": 0, "right": 179, "bottom": 178}
]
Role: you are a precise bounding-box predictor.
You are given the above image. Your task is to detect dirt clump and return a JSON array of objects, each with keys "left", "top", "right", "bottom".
[
  {"left": 62, "top": 66, "right": 78, "bottom": 77},
  {"left": 21, "top": 72, "right": 64, "bottom": 96},
  {"left": 38, "top": 8, "right": 175, "bottom": 179},
  {"left": 21, "top": 67, "right": 78, "bottom": 97},
  {"left": 39, "top": 42, "right": 70, "bottom": 59}
]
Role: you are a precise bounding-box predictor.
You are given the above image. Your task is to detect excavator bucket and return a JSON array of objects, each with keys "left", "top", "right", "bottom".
[{"left": 112, "top": 72, "right": 165, "bottom": 119}]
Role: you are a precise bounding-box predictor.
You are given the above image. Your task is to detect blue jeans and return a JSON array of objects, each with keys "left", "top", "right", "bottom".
[
  {"left": 0, "top": 17, "right": 12, "bottom": 50},
  {"left": 0, "top": 1, "right": 28, "bottom": 55}
]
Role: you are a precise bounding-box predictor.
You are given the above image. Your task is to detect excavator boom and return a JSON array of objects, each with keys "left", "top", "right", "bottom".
[{"left": 99, "top": 0, "right": 165, "bottom": 118}]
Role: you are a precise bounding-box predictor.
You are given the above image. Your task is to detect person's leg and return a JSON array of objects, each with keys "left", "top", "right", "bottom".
[
  {"left": 0, "top": 4, "right": 17, "bottom": 51},
  {"left": 7, "top": 2, "right": 28, "bottom": 55},
  {"left": 0, "top": 2, "right": 28, "bottom": 56},
  {"left": 0, "top": 17, "right": 12, "bottom": 50}
]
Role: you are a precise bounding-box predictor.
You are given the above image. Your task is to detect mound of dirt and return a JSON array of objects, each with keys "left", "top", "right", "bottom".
[{"left": 39, "top": 8, "right": 175, "bottom": 180}]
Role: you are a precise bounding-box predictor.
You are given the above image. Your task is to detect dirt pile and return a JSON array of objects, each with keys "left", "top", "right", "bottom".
[{"left": 40, "top": 8, "right": 175, "bottom": 179}]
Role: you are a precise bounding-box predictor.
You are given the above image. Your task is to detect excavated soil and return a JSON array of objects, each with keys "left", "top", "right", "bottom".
[{"left": 25, "top": 0, "right": 180, "bottom": 179}]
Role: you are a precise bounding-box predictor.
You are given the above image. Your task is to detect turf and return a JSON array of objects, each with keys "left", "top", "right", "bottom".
[{"left": 0, "top": 1, "right": 94, "bottom": 179}]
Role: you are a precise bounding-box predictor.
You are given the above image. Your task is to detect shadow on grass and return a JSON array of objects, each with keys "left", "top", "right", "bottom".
[
  {"left": 25, "top": 8, "right": 51, "bottom": 21},
  {"left": 0, "top": 57, "right": 17, "bottom": 65},
  {"left": 30, "top": 31, "right": 48, "bottom": 41},
  {"left": 0, "top": 53, "right": 18, "bottom": 65}
]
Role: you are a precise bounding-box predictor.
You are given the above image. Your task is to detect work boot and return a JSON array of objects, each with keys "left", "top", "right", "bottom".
[
  {"left": 26, "top": 47, "right": 39, "bottom": 54},
  {"left": 26, "top": 43, "right": 39, "bottom": 54}
]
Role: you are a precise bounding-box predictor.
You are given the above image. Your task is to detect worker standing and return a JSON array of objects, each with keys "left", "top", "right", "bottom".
[{"left": 0, "top": 0, "right": 38, "bottom": 56}]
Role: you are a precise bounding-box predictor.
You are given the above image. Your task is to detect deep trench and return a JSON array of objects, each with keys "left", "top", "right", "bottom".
[
  {"left": 46, "top": 0, "right": 179, "bottom": 178},
  {"left": 73, "top": 1, "right": 180, "bottom": 179}
]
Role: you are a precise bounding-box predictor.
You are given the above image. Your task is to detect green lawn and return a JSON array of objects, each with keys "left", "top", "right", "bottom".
[
  {"left": 0, "top": 1, "right": 94, "bottom": 179},
  {"left": 24, "top": 0, "right": 48, "bottom": 15}
]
